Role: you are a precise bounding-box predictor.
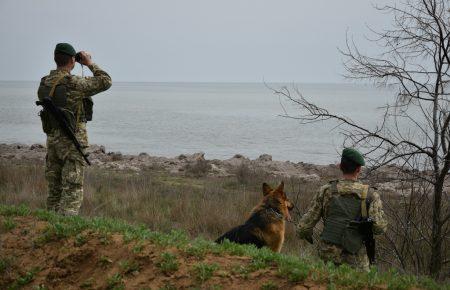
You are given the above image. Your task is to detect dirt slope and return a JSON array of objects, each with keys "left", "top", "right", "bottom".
[
  {"left": 1, "top": 216, "right": 321, "bottom": 290},
  {"left": 1, "top": 207, "right": 442, "bottom": 290}
]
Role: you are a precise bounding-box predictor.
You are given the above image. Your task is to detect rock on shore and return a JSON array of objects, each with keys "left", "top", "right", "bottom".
[
  {"left": 0, "top": 143, "right": 330, "bottom": 181},
  {"left": 1, "top": 143, "right": 438, "bottom": 193}
]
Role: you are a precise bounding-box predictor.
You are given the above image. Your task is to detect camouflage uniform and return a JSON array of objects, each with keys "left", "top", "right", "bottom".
[
  {"left": 39, "top": 64, "right": 111, "bottom": 216},
  {"left": 297, "top": 179, "right": 388, "bottom": 271}
]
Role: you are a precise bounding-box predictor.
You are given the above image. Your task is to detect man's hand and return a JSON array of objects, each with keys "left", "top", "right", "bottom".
[{"left": 78, "top": 51, "right": 93, "bottom": 66}]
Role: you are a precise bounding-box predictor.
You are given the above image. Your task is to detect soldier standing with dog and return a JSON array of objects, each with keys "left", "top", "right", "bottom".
[
  {"left": 296, "top": 148, "right": 388, "bottom": 271},
  {"left": 37, "top": 43, "right": 112, "bottom": 216}
]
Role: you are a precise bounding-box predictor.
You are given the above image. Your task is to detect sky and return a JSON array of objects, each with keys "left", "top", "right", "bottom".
[{"left": 0, "top": 0, "right": 395, "bottom": 83}]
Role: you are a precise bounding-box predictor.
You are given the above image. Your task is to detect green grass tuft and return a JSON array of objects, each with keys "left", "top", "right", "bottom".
[
  {"left": 157, "top": 252, "right": 179, "bottom": 274},
  {"left": 183, "top": 238, "right": 216, "bottom": 259},
  {"left": 119, "top": 259, "right": 140, "bottom": 275},
  {"left": 192, "top": 262, "right": 220, "bottom": 283},
  {"left": 260, "top": 281, "right": 278, "bottom": 290},
  {"left": 74, "top": 233, "right": 87, "bottom": 246},
  {"left": 106, "top": 273, "right": 124, "bottom": 290},
  {"left": 3, "top": 217, "right": 17, "bottom": 231},
  {"left": 0, "top": 204, "right": 31, "bottom": 217},
  {"left": 1, "top": 204, "right": 448, "bottom": 290},
  {"left": 277, "top": 257, "right": 309, "bottom": 283},
  {"left": 0, "top": 256, "right": 13, "bottom": 274},
  {"left": 8, "top": 267, "right": 40, "bottom": 290}
]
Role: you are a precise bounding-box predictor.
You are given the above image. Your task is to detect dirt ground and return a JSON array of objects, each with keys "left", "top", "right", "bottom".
[{"left": 0, "top": 215, "right": 329, "bottom": 290}]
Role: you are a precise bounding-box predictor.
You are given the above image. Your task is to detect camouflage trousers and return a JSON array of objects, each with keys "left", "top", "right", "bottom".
[
  {"left": 45, "top": 130, "right": 87, "bottom": 216},
  {"left": 318, "top": 240, "right": 370, "bottom": 272}
]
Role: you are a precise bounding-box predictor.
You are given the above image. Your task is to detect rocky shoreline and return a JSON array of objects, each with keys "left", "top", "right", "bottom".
[
  {"left": 0, "top": 143, "right": 335, "bottom": 179},
  {"left": 0, "top": 143, "right": 421, "bottom": 194}
]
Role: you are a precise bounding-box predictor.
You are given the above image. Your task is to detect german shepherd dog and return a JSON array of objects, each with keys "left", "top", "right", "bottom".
[{"left": 215, "top": 182, "right": 294, "bottom": 252}]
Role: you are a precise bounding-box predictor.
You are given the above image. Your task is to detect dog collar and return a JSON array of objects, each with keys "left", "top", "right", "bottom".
[{"left": 266, "top": 208, "right": 284, "bottom": 220}]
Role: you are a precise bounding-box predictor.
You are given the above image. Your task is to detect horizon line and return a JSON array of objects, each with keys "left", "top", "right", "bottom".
[{"left": 0, "top": 79, "right": 375, "bottom": 86}]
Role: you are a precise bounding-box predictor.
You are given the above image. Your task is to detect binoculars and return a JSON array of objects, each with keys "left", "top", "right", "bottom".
[{"left": 75, "top": 52, "right": 82, "bottom": 63}]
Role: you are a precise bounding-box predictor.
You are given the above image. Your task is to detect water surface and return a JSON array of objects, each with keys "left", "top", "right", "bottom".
[{"left": 0, "top": 81, "right": 392, "bottom": 164}]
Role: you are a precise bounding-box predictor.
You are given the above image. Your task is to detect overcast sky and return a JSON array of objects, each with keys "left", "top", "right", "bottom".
[{"left": 0, "top": 0, "right": 395, "bottom": 83}]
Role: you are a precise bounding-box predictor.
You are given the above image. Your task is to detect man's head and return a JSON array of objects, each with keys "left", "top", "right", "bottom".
[
  {"left": 339, "top": 148, "right": 365, "bottom": 178},
  {"left": 54, "top": 43, "right": 76, "bottom": 71}
]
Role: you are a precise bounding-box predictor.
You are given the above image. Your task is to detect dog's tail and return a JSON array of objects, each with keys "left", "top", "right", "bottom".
[
  {"left": 215, "top": 225, "right": 265, "bottom": 248},
  {"left": 215, "top": 227, "right": 240, "bottom": 244}
]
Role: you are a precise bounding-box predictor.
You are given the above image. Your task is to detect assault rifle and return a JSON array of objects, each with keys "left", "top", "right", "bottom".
[
  {"left": 352, "top": 218, "right": 375, "bottom": 264},
  {"left": 36, "top": 97, "right": 91, "bottom": 165}
]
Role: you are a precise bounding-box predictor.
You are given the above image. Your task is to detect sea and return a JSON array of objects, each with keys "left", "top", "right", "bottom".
[{"left": 0, "top": 81, "right": 393, "bottom": 164}]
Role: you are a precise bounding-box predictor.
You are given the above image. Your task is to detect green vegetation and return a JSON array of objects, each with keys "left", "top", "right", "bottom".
[
  {"left": 106, "top": 273, "right": 124, "bottom": 290},
  {"left": 260, "top": 281, "right": 278, "bottom": 290},
  {"left": 74, "top": 233, "right": 87, "bottom": 246},
  {"left": 0, "top": 204, "right": 448, "bottom": 290},
  {"left": 8, "top": 267, "right": 40, "bottom": 290},
  {"left": 231, "top": 264, "right": 251, "bottom": 279},
  {"left": 2, "top": 217, "right": 16, "bottom": 231},
  {"left": 0, "top": 256, "right": 13, "bottom": 274},
  {"left": 119, "top": 259, "right": 140, "bottom": 275},
  {"left": 98, "top": 255, "right": 113, "bottom": 268},
  {"left": 132, "top": 241, "right": 144, "bottom": 254},
  {"left": 192, "top": 262, "right": 220, "bottom": 283},
  {"left": 156, "top": 252, "right": 179, "bottom": 274}
]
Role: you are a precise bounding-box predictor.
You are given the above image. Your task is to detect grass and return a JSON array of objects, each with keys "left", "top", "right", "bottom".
[
  {"left": 260, "top": 281, "right": 278, "bottom": 290},
  {"left": 2, "top": 217, "right": 17, "bottom": 231},
  {"left": 98, "top": 255, "right": 113, "bottom": 267},
  {"left": 119, "top": 259, "right": 140, "bottom": 274},
  {"left": 156, "top": 252, "right": 179, "bottom": 274},
  {"left": 0, "top": 162, "right": 448, "bottom": 282},
  {"left": 192, "top": 262, "right": 220, "bottom": 283},
  {"left": 0, "top": 163, "right": 316, "bottom": 257},
  {"left": 106, "top": 273, "right": 124, "bottom": 290},
  {"left": 7, "top": 267, "right": 40, "bottom": 290},
  {"left": 0, "top": 204, "right": 448, "bottom": 289},
  {"left": 0, "top": 257, "right": 13, "bottom": 274},
  {"left": 74, "top": 233, "right": 87, "bottom": 246}
]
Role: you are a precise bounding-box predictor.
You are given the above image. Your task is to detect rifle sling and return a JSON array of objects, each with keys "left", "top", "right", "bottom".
[
  {"left": 49, "top": 75, "right": 66, "bottom": 98},
  {"left": 361, "top": 185, "right": 369, "bottom": 218}
]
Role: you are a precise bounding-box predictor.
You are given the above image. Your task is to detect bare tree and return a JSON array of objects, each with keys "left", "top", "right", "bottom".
[{"left": 272, "top": 0, "right": 449, "bottom": 278}]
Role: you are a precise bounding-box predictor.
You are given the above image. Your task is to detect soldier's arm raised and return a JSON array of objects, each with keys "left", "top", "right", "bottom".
[
  {"left": 73, "top": 63, "right": 112, "bottom": 97},
  {"left": 296, "top": 186, "right": 326, "bottom": 242},
  {"left": 368, "top": 190, "right": 388, "bottom": 235}
]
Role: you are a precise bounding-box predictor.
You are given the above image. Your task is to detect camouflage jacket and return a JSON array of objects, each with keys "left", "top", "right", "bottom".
[
  {"left": 38, "top": 63, "right": 112, "bottom": 145},
  {"left": 297, "top": 179, "right": 388, "bottom": 241}
]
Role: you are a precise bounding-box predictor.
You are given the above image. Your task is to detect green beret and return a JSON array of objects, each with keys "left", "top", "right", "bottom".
[
  {"left": 342, "top": 148, "right": 365, "bottom": 166},
  {"left": 54, "top": 43, "right": 76, "bottom": 56}
]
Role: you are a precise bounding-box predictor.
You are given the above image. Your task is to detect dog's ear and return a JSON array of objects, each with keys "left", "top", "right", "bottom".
[
  {"left": 262, "top": 183, "right": 272, "bottom": 196},
  {"left": 275, "top": 181, "right": 284, "bottom": 193}
]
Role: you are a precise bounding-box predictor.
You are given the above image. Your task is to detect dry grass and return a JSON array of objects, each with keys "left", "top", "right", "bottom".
[
  {"left": 0, "top": 161, "right": 318, "bottom": 256},
  {"left": 1, "top": 161, "right": 447, "bottom": 279}
]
